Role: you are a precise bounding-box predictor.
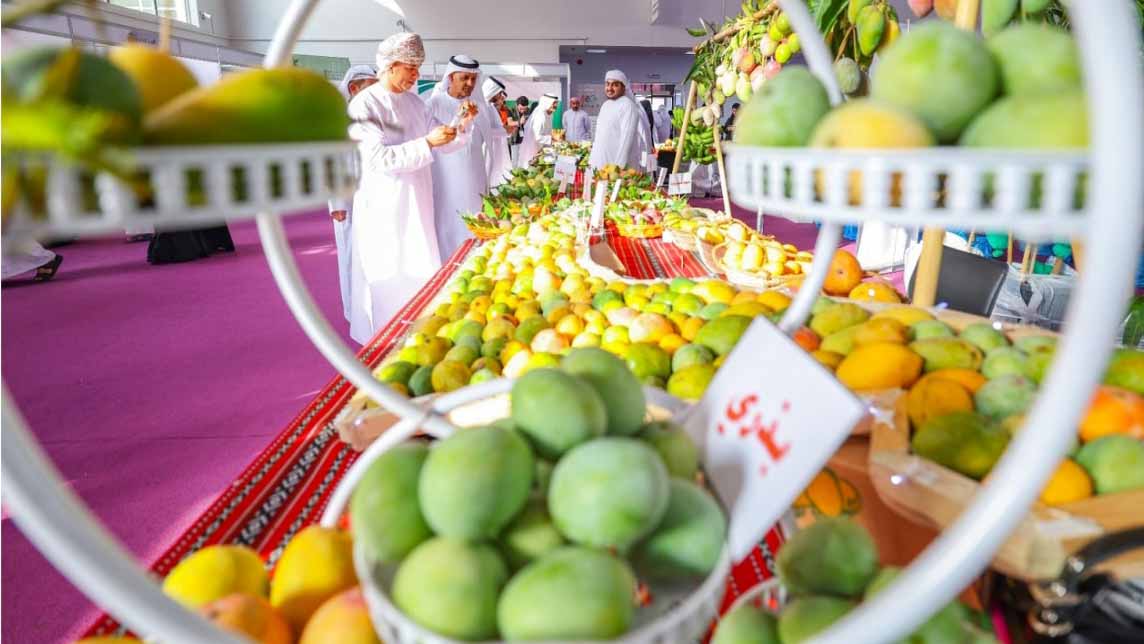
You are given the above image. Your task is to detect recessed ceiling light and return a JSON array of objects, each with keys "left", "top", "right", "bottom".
[{"left": 586, "top": 48, "right": 607, "bottom": 54}]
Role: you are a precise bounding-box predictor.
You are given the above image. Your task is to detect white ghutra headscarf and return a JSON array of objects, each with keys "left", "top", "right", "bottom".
[
  {"left": 338, "top": 64, "right": 377, "bottom": 100},
  {"left": 432, "top": 54, "right": 481, "bottom": 97}
]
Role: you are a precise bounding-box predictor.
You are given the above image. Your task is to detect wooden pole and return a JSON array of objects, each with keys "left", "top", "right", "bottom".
[
  {"left": 672, "top": 82, "right": 698, "bottom": 175},
  {"left": 966, "top": 229, "right": 976, "bottom": 246},
  {"left": 1051, "top": 256, "right": 1065, "bottom": 275},
  {"left": 1020, "top": 241, "right": 1035, "bottom": 276},
  {"left": 713, "top": 121, "right": 732, "bottom": 216},
  {"left": 1006, "top": 235, "right": 1014, "bottom": 264},
  {"left": 1072, "top": 240, "right": 1084, "bottom": 272},
  {"left": 159, "top": 16, "right": 172, "bottom": 53},
  {"left": 912, "top": 0, "right": 980, "bottom": 307}
]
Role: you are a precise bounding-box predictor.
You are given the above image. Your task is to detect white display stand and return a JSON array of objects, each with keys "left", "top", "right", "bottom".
[{"left": 1, "top": 1, "right": 1141, "bottom": 643}]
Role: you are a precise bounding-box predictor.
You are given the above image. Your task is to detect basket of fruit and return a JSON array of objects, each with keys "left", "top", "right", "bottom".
[
  {"left": 320, "top": 349, "right": 741, "bottom": 643},
  {"left": 854, "top": 309, "right": 1144, "bottom": 581},
  {"left": 714, "top": 239, "right": 812, "bottom": 291},
  {"left": 709, "top": 518, "right": 995, "bottom": 644}
]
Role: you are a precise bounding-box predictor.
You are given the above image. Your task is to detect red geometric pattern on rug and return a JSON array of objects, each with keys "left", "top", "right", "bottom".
[{"left": 82, "top": 230, "right": 782, "bottom": 637}]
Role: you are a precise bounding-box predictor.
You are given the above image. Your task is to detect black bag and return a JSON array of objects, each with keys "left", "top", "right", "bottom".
[{"left": 1023, "top": 527, "right": 1144, "bottom": 643}]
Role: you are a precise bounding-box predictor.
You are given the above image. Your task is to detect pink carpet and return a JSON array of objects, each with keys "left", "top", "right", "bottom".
[{"left": 1, "top": 212, "right": 353, "bottom": 644}]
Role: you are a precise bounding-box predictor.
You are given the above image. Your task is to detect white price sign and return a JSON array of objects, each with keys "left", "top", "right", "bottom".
[
  {"left": 667, "top": 171, "right": 693, "bottom": 196},
  {"left": 681, "top": 320, "right": 867, "bottom": 561},
  {"left": 610, "top": 180, "right": 622, "bottom": 202},
  {"left": 589, "top": 181, "right": 607, "bottom": 231},
  {"left": 644, "top": 151, "right": 658, "bottom": 173},
  {"left": 656, "top": 168, "right": 668, "bottom": 189},
  {"left": 553, "top": 155, "right": 578, "bottom": 181}
]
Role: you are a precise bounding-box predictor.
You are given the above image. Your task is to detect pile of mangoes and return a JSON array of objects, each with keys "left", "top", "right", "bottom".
[
  {"left": 3, "top": 44, "right": 348, "bottom": 216},
  {"left": 352, "top": 349, "right": 725, "bottom": 640},
  {"left": 736, "top": 21, "right": 1086, "bottom": 161},
  {"left": 130, "top": 526, "right": 373, "bottom": 644},
  {"left": 712, "top": 517, "right": 995, "bottom": 644},
  {"left": 800, "top": 299, "right": 1144, "bottom": 503}
]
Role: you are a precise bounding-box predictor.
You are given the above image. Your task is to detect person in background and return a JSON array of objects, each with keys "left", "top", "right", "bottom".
[
  {"left": 639, "top": 98, "right": 655, "bottom": 145},
  {"left": 723, "top": 103, "right": 740, "bottom": 140},
  {"left": 425, "top": 54, "right": 485, "bottom": 262},
  {"left": 328, "top": 64, "right": 377, "bottom": 321},
  {"left": 517, "top": 93, "right": 558, "bottom": 168},
  {"left": 653, "top": 103, "right": 672, "bottom": 144},
  {"left": 510, "top": 96, "right": 531, "bottom": 164},
  {"left": 588, "top": 70, "right": 652, "bottom": 170},
  {"left": 481, "top": 76, "right": 515, "bottom": 188},
  {"left": 345, "top": 33, "right": 473, "bottom": 345},
  {"left": 561, "top": 96, "right": 591, "bottom": 143}
]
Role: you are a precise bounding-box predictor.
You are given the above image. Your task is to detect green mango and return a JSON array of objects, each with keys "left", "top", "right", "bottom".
[
  {"left": 982, "top": 0, "right": 1019, "bottom": 36},
  {"left": 1021, "top": 0, "right": 1051, "bottom": 14},
  {"left": 350, "top": 442, "right": 432, "bottom": 563},
  {"left": 913, "top": 412, "right": 1010, "bottom": 480},
  {"left": 857, "top": 6, "right": 886, "bottom": 56},
  {"left": 778, "top": 596, "right": 856, "bottom": 644},
  {"left": 712, "top": 604, "right": 780, "bottom": 644},
  {"left": 848, "top": 0, "right": 874, "bottom": 24},
  {"left": 776, "top": 517, "right": 878, "bottom": 598},
  {"left": 145, "top": 67, "right": 349, "bottom": 145}
]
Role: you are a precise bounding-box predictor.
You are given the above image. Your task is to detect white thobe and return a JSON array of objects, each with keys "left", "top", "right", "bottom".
[
  {"left": 426, "top": 90, "right": 486, "bottom": 262},
  {"left": 1, "top": 240, "right": 56, "bottom": 279},
  {"left": 517, "top": 109, "right": 551, "bottom": 169},
  {"left": 653, "top": 109, "right": 672, "bottom": 144},
  {"left": 328, "top": 195, "right": 353, "bottom": 321},
  {"left": 562, "top": 109, "right": 591, "bottom": 143},
  {"left": 482, "top": 103, "right": 513, "bottom": 188},
  {"left": 346, "top": 84, "right": 444, "bottom": 345},
  {"left": 589, "top": 96, "right": 652, "bottom": 170}
]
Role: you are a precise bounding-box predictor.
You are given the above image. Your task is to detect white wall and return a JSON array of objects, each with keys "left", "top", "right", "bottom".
[{"left": 223, "top": 0, "right": 738, "bottom": 66}]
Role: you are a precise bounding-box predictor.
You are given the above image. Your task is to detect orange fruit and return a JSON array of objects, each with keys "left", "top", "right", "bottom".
[
  {"left": 1040, "top": 459, "right": 1094, "bottom": 506},
  {"left": 791, "top": 327, "right": 821, "bottom": 352},
  {"left": 823, "top": 250, "right": 863, "bottom": 296},
  {"left": 848, "top": 280, "right": 902, "bottom": 303},
  {"left": 201, "top": 594, "right": 292, "bottom": 644},
  {"left": 1079, "top": 386, "right": 1144, "bottom": 443},
  {"left": 680, "top": 317, "right": 706, "bottom": 342},
  {"left": 920, "top": 368, "right": 988, "bottom": 394}
]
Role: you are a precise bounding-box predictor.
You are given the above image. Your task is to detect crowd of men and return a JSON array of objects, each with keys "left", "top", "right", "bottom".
[{"left": 332, "top": 32, "right": 672, "bottom": 344}]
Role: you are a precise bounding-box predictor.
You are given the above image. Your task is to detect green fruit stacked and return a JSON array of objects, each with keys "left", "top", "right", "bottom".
[
  {"left": 351, "top": 347, "right": 726, "bottom": 640},
  {"left": 712, "top": 518, "right": 995, "bottom": 644}
]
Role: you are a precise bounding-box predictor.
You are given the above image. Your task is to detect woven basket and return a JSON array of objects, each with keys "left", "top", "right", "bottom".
[{"left": 697, "top": 239, "right": 724, "bottom": 275}]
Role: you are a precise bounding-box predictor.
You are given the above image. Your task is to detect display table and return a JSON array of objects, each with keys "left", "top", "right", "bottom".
[{"left": 80, "top": 225, "right": 778, "bottom": 638}]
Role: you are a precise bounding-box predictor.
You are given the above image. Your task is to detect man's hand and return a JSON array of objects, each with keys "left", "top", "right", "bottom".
[
  {"left": 427, "top": 125, "right": 458, "bottom": 148},
  {"left": 458, "top": 100, "right": 479, "bottom": 130},
  {"left": 331, "top": 210, "right": 347, "bottom": 222}
]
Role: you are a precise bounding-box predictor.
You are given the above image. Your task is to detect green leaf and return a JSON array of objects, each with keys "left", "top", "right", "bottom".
[
  {"left": 482, "top": 197, "right": 497, "bottom": 218},
  {"left": 811, "top": 0, "right": 850, "bottom": 33},
  {"left": 1123, "top": 296, "right": 1144, "bottom": 347},
  {"left": 686, "top": 26, "right": 707, "bottom": 37}
]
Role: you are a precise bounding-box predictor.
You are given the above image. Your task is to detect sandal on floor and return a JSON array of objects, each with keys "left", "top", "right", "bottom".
[{"left": 33, "top": 255, "right": 63, "bottom": 282}]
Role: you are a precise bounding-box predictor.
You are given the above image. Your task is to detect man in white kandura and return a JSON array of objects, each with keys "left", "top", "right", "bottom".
[
  {"left": 330, "top": 64, "right": 377, "bottom": 321},
  {"left": 653, "top": 102, "right": 672, "bottom": 145},
  {"left": 426, "top": 54, "right": 486, "bottom": 262},
  {"left": 517, "top": 93, "right": 558, "bottom": 168},
  {"left": 345, "top": 33, "right": 475, "bottom": 345},
  {"left": 588, "top": 69, "right": 653, "bottom": 170},
  {"left": 561, "top": 96, "right": 591, "bottom": 143},
  {"left": 481, "top": 75, "right": 515, "bottom": 188}
]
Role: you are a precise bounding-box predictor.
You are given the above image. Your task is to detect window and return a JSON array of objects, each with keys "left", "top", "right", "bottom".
[{"left": 104, "top": 0, "right": 198, "bottom": 26}]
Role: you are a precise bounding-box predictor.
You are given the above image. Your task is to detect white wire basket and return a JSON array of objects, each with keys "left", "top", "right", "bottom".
[
  {"left": 725, "top": 147, "right": 1089, "bottom": 242},
  {"left": 318, "top": 379, "right": 736, "bottom": 644},
  {"left": 2, "top": 141, "right": 357, "bottom": 249}
]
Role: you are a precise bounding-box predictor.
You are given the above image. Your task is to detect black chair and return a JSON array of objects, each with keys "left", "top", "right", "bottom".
[{"left": 907, "top": 247, "right": 1010, "bottom": 317}]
